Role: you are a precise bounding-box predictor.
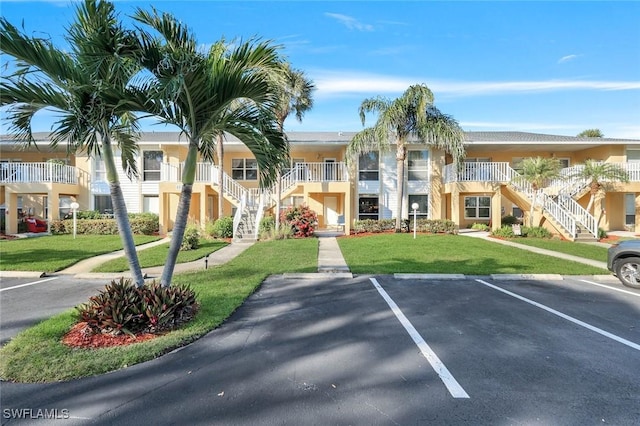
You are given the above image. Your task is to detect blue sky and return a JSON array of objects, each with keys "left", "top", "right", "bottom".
[{"left": 1, "top": 0, "right": 639, "bottom": 138}]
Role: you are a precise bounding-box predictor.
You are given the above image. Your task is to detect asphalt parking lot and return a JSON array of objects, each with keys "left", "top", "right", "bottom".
[{"left": 1, "top": 274, "right": 639, "bottom": 425}]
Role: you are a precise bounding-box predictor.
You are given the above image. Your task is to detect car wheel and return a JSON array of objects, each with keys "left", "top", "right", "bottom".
[{"left": 614, "top": 257, "right": 640, "bottom": 289}]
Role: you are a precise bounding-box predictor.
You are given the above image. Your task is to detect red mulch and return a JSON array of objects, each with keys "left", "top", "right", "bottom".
[
  {"left": 62, "top": 322, "right": 157, "bottom": 349},
  {"left": 0, "top": 233, "right": 18, "bottom": 240}
]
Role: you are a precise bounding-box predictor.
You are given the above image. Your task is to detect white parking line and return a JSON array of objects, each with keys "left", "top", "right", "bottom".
[
  {"left": 369, "top": 278, "right": 470, "bottom": 399},
  {"left": 0, "top": 277, "right": 59, "bottom": 292},
  {"left": 475, "top": 279, "right": 640, "bottom": 352},
  {"left": 577, "top": 279, "right": 640, "bottom": 298}
]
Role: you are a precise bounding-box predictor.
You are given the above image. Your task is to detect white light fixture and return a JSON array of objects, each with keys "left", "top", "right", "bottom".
[
  {"left": 70, "top": 202, "right": 80, "bottom": 239},
  {"left": 411, "top": 202, "right": 419, "bottom": 239}
]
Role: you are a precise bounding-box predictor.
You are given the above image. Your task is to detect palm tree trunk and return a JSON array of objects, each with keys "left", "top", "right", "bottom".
[
  {"left": 102, "top": 137, "right": 144, "bottom": 287},
  {"left": 161, "top": 146, "right": 198, "bottom": 287},
  {"left": 586, "top": 193, "right": 596, "bottom": 215},
  {"left": 216, "top": 134, "right": 224, "bottom": 219},
  {"left": 395, "top": 143, "right": 406, "bottom": 232}
]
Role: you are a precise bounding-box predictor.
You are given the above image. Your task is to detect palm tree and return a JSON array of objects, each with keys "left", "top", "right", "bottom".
[
  {"left": 134, "top": 9, "right": 289, "bottom": 287},
  {"left": 271, "top": 63, "right": 315, "bottom": 231},
  {"left": 347, "top": 84, "right": 465, "bottom": 232},
  {"left": 0, "top": 0, "right": 146, "bottom": 286},
  {"left": 516, "top": 157, "right": 562, "bottom": 227},
  {"left": 571, "top": 159, "right": 629, "bottom": 224},
  {"left": 577, "top": 129, "right": 603, "bottom": 138}
]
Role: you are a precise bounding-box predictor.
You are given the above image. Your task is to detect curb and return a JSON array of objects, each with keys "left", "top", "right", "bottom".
[
  {"left": 490, "top": 274, "right": 564, "bottom": 281},
  {"left": 395, "top": 273, "right": 466, "bottom": 280},
  {"left": 282, "top": 272, "right": 354, "bottom": 279},
  {"left": 0, "top": 271, "right": 47, "bottom": 278}
]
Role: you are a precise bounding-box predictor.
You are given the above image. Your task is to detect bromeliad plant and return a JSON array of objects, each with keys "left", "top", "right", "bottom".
[{"left": 77, "top": 278, "right": 199, "bottom": 337}]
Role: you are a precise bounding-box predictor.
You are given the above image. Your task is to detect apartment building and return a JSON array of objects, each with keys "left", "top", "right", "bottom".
[{"left": 2, "top": 131, "right": 640, "bottom": 240}]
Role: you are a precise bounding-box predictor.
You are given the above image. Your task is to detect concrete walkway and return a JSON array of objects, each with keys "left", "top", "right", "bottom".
[
  {"left": 459, "top": 230, "right": 608, "bottom": 269},
  {"left": 65, "top": 238, "right": 255, "bottom": 280}
]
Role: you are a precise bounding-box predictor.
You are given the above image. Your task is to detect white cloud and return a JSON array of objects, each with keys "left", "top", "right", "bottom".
[
  {"left": 558, "top": 54, "right": 581, "bottom": 64},
  {"left": 325, "top": 13, "right": 374, "bottom": 31},
  {"left": 311, "top": 71, "right": 640, "bottom": 98}
]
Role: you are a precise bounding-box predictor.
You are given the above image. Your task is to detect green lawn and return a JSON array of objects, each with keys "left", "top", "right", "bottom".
[
  {"left": 92, "top": 239, "right": 228, "bottom": 272},
  {"left": 0, "top": 234, "right": 161, "bottom": 273},
  {"left": 500, "top": 237, "right": 609, "bottom": 262},
  {"left": 0, "top": 238, "right": 318, "bottom": 383},
  {"left": 338, "top": 233, "right": 608, "bottom": 275}
]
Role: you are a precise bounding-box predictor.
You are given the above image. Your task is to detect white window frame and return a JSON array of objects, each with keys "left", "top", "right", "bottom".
[
  {"left": 464, "top": 196, "right": 491, "bottom": 219},
  {"left": 232, "top": 158, "right": 258, "bottom": 181},
  {"left": 143, "top": 150, "right": 163, "bottom": 181},
  {"left": 408, "top": 150, "right": 429, "bottom": 181},
  {"left": 358, "top": 194, "right": 379, "bottom": 220},
  {"left": 358, "top": 152, "right": 379, "bottom": 181}
]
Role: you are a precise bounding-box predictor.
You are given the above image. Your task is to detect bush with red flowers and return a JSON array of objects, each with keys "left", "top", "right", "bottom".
[{"left": 280, "top": 204, "right": 318, "bottom": 238}]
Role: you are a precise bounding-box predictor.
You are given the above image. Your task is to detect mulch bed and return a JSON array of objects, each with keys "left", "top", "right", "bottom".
[{"left": 62, "top": 322, "right": 157, "bottom": 349}]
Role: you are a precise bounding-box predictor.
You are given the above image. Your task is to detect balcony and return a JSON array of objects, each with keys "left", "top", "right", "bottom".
[
  {"left": 0, "top": 162, "right": 78, "bottom": 185},
  {"left": 443, "top": 161, "right": 640, "bottom": 185},
  {"left": 161, "top": 161, "right": 349, "bottom": 185}
]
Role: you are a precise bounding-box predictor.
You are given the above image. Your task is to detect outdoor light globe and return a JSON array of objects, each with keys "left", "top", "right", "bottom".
[
  {"left": 411, "top": 203, "right": 419, "bottom": 210},
  {"left": 70, "top": 202, "right": 80, "bottom": 210}
]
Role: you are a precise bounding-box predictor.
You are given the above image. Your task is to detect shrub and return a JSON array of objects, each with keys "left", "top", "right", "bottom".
[
  {"left": 521, "top": 226, "right": 552, "bottom": 238},
  {"left": 411, "top": 219, "right": 458, "bottom": 234},
  {"left": 180, "top": 223, "right": 200, "bottom": 251},
  {"left": 492, "top": 225, "right": 515, "bottom": 238},
  {"left": 598, "top": 228, "right": 608, "bottom": 239},
  {"left": 49, "top": 214, "right": 159, "bottom": 236},
  {"left": 207, "top": 216, "right": 233, "bottom": 239},
  {"left": 76, "top": 278, "right": 199, "bottom": 336},
  {"left": 471, "top": 223, "right": 490, "bottom": 231},
  {"left": 280, "top": 205, "right": 318, "bottom": 238},
  {"left": 258, "top": 215, "right": 275, "bottom": 236},
  {"left": 77, "top": 210, "right": 102, "bottom": 219},
  {"left": 353, "top": 218, "right": 457, "bottom": 234},
  {"left": 501, "top": 215, "right": 520, "bottom": 226}
]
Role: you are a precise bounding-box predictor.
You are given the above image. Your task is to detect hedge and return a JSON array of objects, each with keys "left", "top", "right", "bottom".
[
  {"left": 50, "top": 214, "right": 159, "bottom": 235},
  {"left": 353, "top": 218, "right": 457, "bottom": 234}
]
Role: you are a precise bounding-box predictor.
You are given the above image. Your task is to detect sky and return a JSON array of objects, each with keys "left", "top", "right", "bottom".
[{"left": 1, "top": 0, "right": 639, "bottom": 139}]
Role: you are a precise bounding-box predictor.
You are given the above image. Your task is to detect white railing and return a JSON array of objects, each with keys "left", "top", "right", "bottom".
[
  {"left": 296, "top": 162, "right": 348, "bottom": 182},
  {"left": 557, "top": 194, "right": 597, "bottom": 237},
  {"left": 541, "top": 192, "right": 577, "bottom": 237},
  {"left": 1, "top": 162, "right": 77, "bottom": 184},
  {"left": 443, "top": 162, "right": 512, "bottom": 183},
  {"left": 254, "top": 191, "right": 266, "bottom": 240},
  {"left": 232, "top": 193, "right": 247, "bottom": 240},
  {"left": 161, "top": 162, "right": 213, "bottom": 183}
]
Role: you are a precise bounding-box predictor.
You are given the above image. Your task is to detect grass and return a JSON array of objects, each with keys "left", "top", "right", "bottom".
[
  {"left": 0, "top": 234, "right": 161, "bottom": 273},
  {"left": 338, "top": 233, "right": 609, "bottom": 275},
  {"left": 500, "top": 237, "right": 609, "bottom": 262},
  {"left": 0, "top": 238, "right": 318, "bottom": 383},
  {"left": 92, "top": 239, "right": 229, "bottom": 272}
]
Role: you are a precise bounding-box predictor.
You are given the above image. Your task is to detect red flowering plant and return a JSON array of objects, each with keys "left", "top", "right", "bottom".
[{"left": 280, "top": 204, "right": 318, "bottom": 237}]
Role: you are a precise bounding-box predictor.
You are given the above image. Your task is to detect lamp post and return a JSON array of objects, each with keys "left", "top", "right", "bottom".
[
  {"left": 70, "top": 202, "right": 79, "bottom": 239},
  {"left": 411, "top": 202, "right": 419, "bottom": 239}
]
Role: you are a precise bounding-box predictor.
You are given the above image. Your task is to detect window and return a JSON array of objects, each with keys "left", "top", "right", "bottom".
[
  {"left": 143, "top": 195, "right": 159, "bottom": 214},
  {"left": 358, "top": 152, "right": 379, "bottom": 181},
  {"left": 558, "top": 158, "right": 570, "bottom": 168},
  {"left": 464, "top": 196, "right": 491, "bottom": 219},
  {"left": 94, "top": 156, "right": 106, "bottom": 181},
  {"left": 408, "top": 150, "right": 429, "bottom": 181},
  {"left": 94, "top": 195, "right": 113, "bottom": 214},
  {"left": 358, "top": 195, "right": 379, "bottom": 220},
  {"left": 625, "top": 194, "right": 636, "bottom": 226},
  {"left": 143, "top": 151, "right": 163, "bottom": 181},
  {"left": 232, "top": 158, "right": 258, "bottom": 180},
  {"left": 408, "top": 195, "right": 428, "bottom": 217}
]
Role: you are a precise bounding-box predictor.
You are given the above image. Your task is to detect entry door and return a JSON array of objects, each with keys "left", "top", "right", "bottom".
[{"left": 324, "top": 196, "right": 339, "bottom": 226}]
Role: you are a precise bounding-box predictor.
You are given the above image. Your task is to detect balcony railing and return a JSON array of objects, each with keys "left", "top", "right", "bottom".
[
  {"left": 0, "top": 162, "right": 78, "bottom": 184},
  {"left": 161, "top": 161, "right": 349, "bottom": 185}
]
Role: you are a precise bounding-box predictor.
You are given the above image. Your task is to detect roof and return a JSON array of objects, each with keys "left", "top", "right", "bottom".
[{"left": 1, "top": 131, "right": 639, "bottom": 148}]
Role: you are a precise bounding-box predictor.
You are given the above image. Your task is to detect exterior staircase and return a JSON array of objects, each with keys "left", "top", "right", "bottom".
[{"left": 447, "top": 162, "right": 599, "bottom": 241}]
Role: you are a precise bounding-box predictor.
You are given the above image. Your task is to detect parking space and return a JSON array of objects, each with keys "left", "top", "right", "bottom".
[
  {"left": 1, "top": 274, "right": 639, "bottom": 425},
  {"left": 0, "top": 276, "right": 104, "bottom": 344}
]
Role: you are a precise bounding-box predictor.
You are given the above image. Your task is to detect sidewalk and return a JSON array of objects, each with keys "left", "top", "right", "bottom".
[
  {"left": 67, "top": 238, "right": 255, "bottom": 280},
  {"left": 459, "top": 230, "right": 608, "bottom": 270}
]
